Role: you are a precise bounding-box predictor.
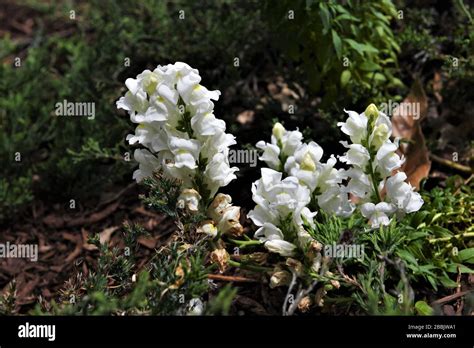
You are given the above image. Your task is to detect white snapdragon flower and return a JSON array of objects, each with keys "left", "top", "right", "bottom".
[
  {"left": 254, "top": 223, "right": 297, "bottom": 257},
  {"left": 345, "top": 168, "right": 372, "bottom": 199},
  {"left": 191, "top": 111, "right": 226, "bottom": 137},
  {"left": 117, "top": 89, "right": 149, "bottom": 123},
  {"left": 253, "top": 122, "right": 354, "bottom": 247},
  {"left": 284, "top": 141, "right": 323, "bottom": 191},
  {"left": 385, "top": 172, "right": 424, "bottom": 213},
  {"left": 256, "top": 141, "right": 281, "bottom": 170},
  {"left": 317, "top": 186, "right": 354, "bottom": 218},
  {"left": 375, "top": 140, "right": 405, "bottom": 177},
  {"left": 312, "top": 155, "right": 354, "bottom": 217},
  {"left": 204, "top": 152, "right": 238, "bottom": 197},
  {"left": 256, "top": 123, "right": 304, "bottom": 170},
  {"left": 360, "top": 202, "right": 396, "bottom": 228},
  {"left": 316, "top": 155, "right": 346, "bottom": 191},
  {"left": 370, "top": 123, "right": 391, "bottom": 149},
  {"left": 126, "top": 123, "right": 163, "bottom": 150},
  {"left": 248, "top": 168, "right": 317, "bottom": 256},
  {"left": 339, "top": 142, "right": 370, "bottom": 169},
  {"left": 284, "top": 146, "right": 353, "bottom": 218},
  {"left": 156, "top": 150, "right": 194, "bottom": 186},
  {"left": 132, "top": 149, "right": 160, "bottom": 182},
  {"left": 337, "top": 109, "right": 368, "bottom": 144},
  {"left": 279, "top": 127, "right": 304, "bottom": 157},
  {"left": 248, "top": 168, "right": 315, "bottom": 227},
  {"left": 167, "top": 135, "right": 201, "bottom": 169},
  {"left": 200, "top": 130, "right": 237, "bottom": 160},
  {"left": 185, "top": 85, "right": 221, "bottom": 114}
]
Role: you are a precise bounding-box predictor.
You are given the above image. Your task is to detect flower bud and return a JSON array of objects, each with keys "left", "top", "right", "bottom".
[
  {"left": 365, "top": 103, "right": 379, "bottom": 131},
  {"left": 365, "top": 103, "right": 379, "bottom": 121},
  {"left": 371, "top": 123, "right": 390, "bottom": 149},
  {"left": 272, "top": 122, "right": 286, "bottom": 141}
]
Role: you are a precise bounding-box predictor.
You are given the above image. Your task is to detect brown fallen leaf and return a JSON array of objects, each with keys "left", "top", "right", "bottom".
[
  {"left": 99, "top": 226, "right": 119, "bottom": 245},
  {"left": 432, "top": 70, "right": 443, "bottom": 103},
  {"left": 134, "top": 206, "right": 162, "bottom": 218},
  {"left": 391, "top": 78, "right": 431, "bottom": 189},
  {"left": 16, "top": 278, "right": 39, "bottom": 305},
  {"left": 137, "top": 235, "right": 157, "bottom": 249},
  {"left": 37, "top": 233, "right": 53, "bottom": 253},
  {"left": 64, "top": 239, "right": 83, "bottom": 264},
  {"left": 236, "top": 110, "right": 255, "bottom": 125}
]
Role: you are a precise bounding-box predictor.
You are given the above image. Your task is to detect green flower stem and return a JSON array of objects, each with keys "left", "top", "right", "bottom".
[
  {"left": 367, "top": 156, "right": 382, "bottom": 203},
  {"left": 228, "top": 259, "right": 271, "bottom": 273},
  {"left": 228, "top": 238, "right": 263, "bottom": 249},
  {"left": 428, "top": 232, "right": 474, "bottom": 244},
  {"left": 277, "top": 139, "right": 288, "bottom": 174},
  {"left": 365, "top": 129, "right": 382, "bottom": 203}
]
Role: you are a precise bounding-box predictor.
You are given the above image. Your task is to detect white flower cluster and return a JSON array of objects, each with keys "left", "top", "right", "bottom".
[
  {"left": 117, "top": 62, "right": 238, "bottom": 205},
  {"left": 249, "top": 104, "right": 424, "bottom": 256},
  {"left": 256, "top": 123, "right": 353, "bottom": 217},
  {"left": 338, "top": 104, "right": 423, "bottom": 228},
  {"left": 249, "top": 123, "right": 352, "bottom": 256},
  {"left": 247, "top": 168, "right": 316, "bottom": 256}
]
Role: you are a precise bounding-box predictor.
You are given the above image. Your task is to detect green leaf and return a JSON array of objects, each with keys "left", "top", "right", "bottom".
[
  {"left": 344, "top": 39, "right": 379, "bottom": 56},
  {"left": 390, "top": 77, "right": 404, "bottom": 88},
  {"left": 415, "top": 301, "right": 434, "bottom": 316},
  {"left": 431, "top": 226, "right": 453, "bottom": 238},
  {"left": 373, "top": 72, "right": 387, "bottom": 82},
  {"left": 446, "top": 263, "right": 474, "bottom": 274},
  {"left": 331, "top": 29, "right": 342, "bottom": 59},
  {"left": 397, "top": 249, "right": 418, "bottom": 265},
  {"left": 334, "top": 13, "right": 360, "bottom": 22},
  {"left": 458, "top": 248, "right": 474, "bottom": 263},
  {"left": 439, "top": 273, "right": 458, "bottom": 288},
  {"left": 406, "top": 230, "right": 429, "bottom": 241},
  {"left": 344, "top": 38, "right": 365, "bottom": 55},
  {"left": 319, "top": 3, "right": 331, "bottom": 34},
  {"left": 340, "top": 70, "right": 351, "bottom": 88},
  {"left": 359, "top": 61, "right": 381, "bottom": 71}
]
